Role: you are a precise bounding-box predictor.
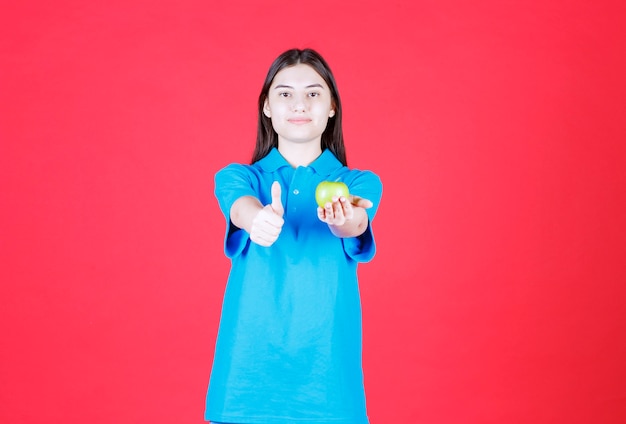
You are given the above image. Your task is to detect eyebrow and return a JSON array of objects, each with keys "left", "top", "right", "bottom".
[{"left": 273, "top": 83, "right": 325, "bottom": 90}]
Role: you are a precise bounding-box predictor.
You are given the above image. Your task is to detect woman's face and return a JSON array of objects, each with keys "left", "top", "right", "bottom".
[{"left": 263, "top": 63, "right": 335, "bottom": 148}]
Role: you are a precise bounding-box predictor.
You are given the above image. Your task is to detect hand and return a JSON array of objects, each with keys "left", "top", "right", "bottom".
[
  {"left": 317, "top": 195, "right": 372, "bottom": 226},
  {"left": 250, "top": 181, "right": 284, "bottom": 247}
]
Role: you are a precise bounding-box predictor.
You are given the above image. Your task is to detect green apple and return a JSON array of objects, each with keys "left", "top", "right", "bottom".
[{"left": 315, "top": 181, "right": 350, "bottom": 208}]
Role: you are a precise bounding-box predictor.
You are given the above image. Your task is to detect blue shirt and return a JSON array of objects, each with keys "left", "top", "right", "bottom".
[{"left": 205, "top": 148, "right": 382, "bottom": 424}]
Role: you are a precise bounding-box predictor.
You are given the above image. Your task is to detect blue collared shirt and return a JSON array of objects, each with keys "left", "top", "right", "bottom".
[{"left": 206, "top": 148, "right": 382, "bottom": 424}]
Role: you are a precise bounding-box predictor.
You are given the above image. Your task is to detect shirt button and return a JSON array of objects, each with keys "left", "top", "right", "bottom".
[{"left": 293, "top": 189, "right": 300, "bottom": 195}]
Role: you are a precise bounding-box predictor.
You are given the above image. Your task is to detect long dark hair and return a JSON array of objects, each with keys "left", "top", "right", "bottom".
[{"left": 251, "top": 48, "right": 347, "bottom": 166}]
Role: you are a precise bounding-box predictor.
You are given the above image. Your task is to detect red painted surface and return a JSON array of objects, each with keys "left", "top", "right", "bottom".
[{"left": 1, "top": 1, "right": 625, "bottom": 423}]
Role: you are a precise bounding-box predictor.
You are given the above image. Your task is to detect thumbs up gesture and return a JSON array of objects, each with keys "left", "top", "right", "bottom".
[{"left": 250, "top": 181, "right": 285, "bottom": 247}]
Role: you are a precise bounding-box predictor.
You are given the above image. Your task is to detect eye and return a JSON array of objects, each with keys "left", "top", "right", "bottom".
[
  {"left": 279, "top": 92, "right": 291, "bottom": 98},
  {"left": 308, "top": 92, "right": 320, "bottom": 98}
]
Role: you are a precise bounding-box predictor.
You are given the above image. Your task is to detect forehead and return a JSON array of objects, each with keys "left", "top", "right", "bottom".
[{"left": 270, "top": 63, "right": 328, "bottom": 89}]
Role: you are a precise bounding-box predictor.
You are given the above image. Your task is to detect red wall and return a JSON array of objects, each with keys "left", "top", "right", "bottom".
[{"left": 2, "top": 1, "right": 625, "bottom": 423}]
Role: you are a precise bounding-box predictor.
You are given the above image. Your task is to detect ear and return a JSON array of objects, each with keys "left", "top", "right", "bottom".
[
  {"left": 263, "top": 99, "right": 271, "bottom": 118},
  {"left": 329, "top": 109, "right": 335, "bottom": 118}
]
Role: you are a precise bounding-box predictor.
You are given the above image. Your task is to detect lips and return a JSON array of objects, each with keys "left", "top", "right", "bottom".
[{"left": 288, "top": 118, "right": 312, "bottom": 125}]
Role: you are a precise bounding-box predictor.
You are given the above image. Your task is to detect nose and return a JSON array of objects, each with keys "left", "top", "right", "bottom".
[{"left": 292, "top": 94, "right": 306, "bottom": 112}]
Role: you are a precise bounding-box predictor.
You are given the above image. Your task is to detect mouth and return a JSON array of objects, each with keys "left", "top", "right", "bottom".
[{"left": 288, "top": 118, "right": 312, "bottom": 125}]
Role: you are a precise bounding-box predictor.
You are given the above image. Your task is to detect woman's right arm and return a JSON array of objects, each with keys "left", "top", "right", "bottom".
[{"left": 231, "top": 181, "right": 284, "bottom": 247}]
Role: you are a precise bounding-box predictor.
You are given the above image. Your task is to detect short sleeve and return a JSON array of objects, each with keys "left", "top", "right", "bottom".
[
  {"left": 341, "top": 170, "right": 383, "bottom": 263},
  {"left": 214, "top": 164, "right": 259, "bottom": 258}
]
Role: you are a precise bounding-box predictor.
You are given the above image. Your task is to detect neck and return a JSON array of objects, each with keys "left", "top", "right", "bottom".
[{"left": 277, "top": 140, "right": 323, "bottom": 168}]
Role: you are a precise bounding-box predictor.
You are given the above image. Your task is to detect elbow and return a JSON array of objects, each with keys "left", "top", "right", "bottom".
[
  {"left": 229, "top": 201, "right": 247, "bottom": 231},
  {"left": 355, "top": 218, "right": 368, "bottom": 237}
]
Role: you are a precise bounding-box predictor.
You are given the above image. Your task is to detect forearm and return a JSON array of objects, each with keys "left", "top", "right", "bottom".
[
  {"left": 328, "top": 207, "right": 369, "bottom": 238},
  {"left": 230, "top": 196, "right": 264, "bottom": 233}
]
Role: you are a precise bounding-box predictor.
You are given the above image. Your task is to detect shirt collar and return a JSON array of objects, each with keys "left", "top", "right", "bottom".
[{"left": 256, "top": 148, "right": 344, "bottom": 176}]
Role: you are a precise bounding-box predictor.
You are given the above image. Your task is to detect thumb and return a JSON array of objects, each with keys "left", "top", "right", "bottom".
[
  {"left": 270, "top": 181, "right": 284, "bottom": 216},
  {"left": 350, "top": 195, "right": 373, "bottom": 209}
]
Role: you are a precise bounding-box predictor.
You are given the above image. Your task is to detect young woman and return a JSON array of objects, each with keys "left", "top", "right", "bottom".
[{"left": 205, "top": 48, "right": 382, "bottom": 424}]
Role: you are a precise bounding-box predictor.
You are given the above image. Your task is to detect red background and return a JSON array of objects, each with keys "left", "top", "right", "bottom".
[{"left": 2, "top": 1, "right": 625, "bottom": 423}]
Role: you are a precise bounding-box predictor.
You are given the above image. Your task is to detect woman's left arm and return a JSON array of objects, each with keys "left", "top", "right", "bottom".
[{"left": 317, "top": 195, "right": 373, "bottom": 238}]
